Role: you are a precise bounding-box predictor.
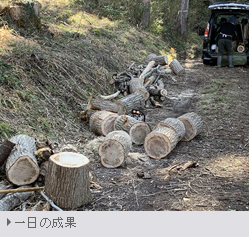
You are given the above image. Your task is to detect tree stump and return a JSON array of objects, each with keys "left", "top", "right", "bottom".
[
  {"left": 0, "top": 139, "right": 16, "bottom": 168},
  {"left": 114, "top": 115, "right": 151, "bottom": 145},
  {"left": 115, "top": 92, "right": 145, "bottom": 114},
  {"left": 98, "top": 131, "right": 132, "bottom": 168},
  {"left": 8, "top": 1, "right": 42, "bottom": 28},
  {"left": 154, "top": 117, "right": 186, "bottom": 141},
  {"left": 6, "top": 134, "right": 39, "bottom": 186},
  {"left": 169, "top": 59, "right": 185, "bottom": 75},
  {"left": 178, "top": 112, "right": 203, "bottom": 141},
  {"left": 144, "top": 127, "right": 178, "bottom": 159},
  {"left": 44, "top": 152, "right": 92, "bottom": 210},
  {"left": 89, "top": 111, "right": 118, "bottom": 136}
]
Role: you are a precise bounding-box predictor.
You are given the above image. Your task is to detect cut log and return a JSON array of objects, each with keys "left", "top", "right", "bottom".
[
  {"left": 144, "top": 127, "right": 178, "bottom": 159},
  {"left": 6, "top": 134, "right": 39, "bottom": 186},
  {"left": 80, "top": 109, "right": 97, "bottom": 121},
  {"left": 0, "top": 186, "right": 34, "bottom": 211},
  {"left": 114, "top": 115, "right": 151, "bottom": 145},
  {"left": 86, "top": 97, "right": 119, "bottom": 113},
  {"left": 98, "top": 130, "right": 132, "bottom": 168},
  {"left": 0, "top": 139, "right": 16, "bottom": 168},
  {"left": 156, "top": 79, "right": 165, "bottom": 90},
  {"left": 89, "top": 111, "right": 118, "bottom": 136},
  {"left": 178, "top": 112, "right": 203, "bottom": 141},
  {"left": 139, "top": 61, "right": 156, "bottom": 82},
  {"left": 115, "top": 92, "right": 145, "bottom": 115},
  {"left": 144, "top": 76, "right": 156, "bottom": 87},
  {"left": 45, "top": 152, "right": 92, "bottom": 210},
  {"left": 169, "top": 59, "right": 185, "bottom": 75},
  {"left": 0, "top": 181, "right": 13, "bottom": 200},
  {"left": 146, "top": 55, "right": 168, "bottom": 66},
  {"left": 154, "top": 117, "right": 186, "bottom": 141},
  {"left": 134, "top": 88, "right": 150, "bottom": 101},
  {"left": 129, "top": 78, "right": 144, "bottom": 94},
  {"left": 148, "top": 88, "right": 168, "bottom": 97}
]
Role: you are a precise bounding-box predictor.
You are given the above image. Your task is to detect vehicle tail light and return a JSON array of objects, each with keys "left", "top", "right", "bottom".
[{"left": 204, "top": 23, "right": 209, "bottom": 38}]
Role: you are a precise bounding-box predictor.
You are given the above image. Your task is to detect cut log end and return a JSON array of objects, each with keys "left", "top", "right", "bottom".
[
  {"left": 144, "top": 133, "right": 171, "bottom": 159},
  {"left": 99, "top": 140, "right": 125, "bottom": 168},
  {"left": 7, "top": 156, "right": 40, "bottom": 186},
  {"left": 129, "top": 123, "right": 151, "bottom": 145}
]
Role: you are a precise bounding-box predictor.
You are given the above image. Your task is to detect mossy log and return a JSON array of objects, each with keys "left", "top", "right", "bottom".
[
  {"left": 98, "top": 131, "right": 132, "bottom": 168},
  {"left": 6, "top": 135, "right": 39, "bottom": 186},
  {"left": 114, "top": 115, "right": 151, "bottom": 145},
  {"left": 178, "top": 112, "right": 203, "bottom": 141},
  {"left": 144, "top": 127, "right": 178, "bottom": 159},
  {"left": 89, "top": 111, "right": 118, "bottom": 136},
  {"left": 45, "top": 152, "right": 92, "bottom": 210}
]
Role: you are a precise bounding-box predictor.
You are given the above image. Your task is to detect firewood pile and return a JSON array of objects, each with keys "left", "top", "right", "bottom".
[{"left": 79, "top": 54, "right": 202, "bottom": 167}]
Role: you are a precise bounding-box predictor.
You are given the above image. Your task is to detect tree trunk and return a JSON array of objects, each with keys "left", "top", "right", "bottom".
[
  {"left": 115, "top": 93, "right": 145, "bottom": 115},
  {"left": 144, "top": 127, "right": 178, "bottom": 159},
  {"left": 141, "top": 0, "right": 151, "bottom": 28},
  {"left": 89, "top": 111, "right": 118, "bottom": 136},
  {"left": 44, "top": 152, "right": 92, "bottom": 210},
  {"left": 6, "top": 135, "right": 40, "bottom": 186},
  {"left": 154, "top": 117, "right": 186, "bottom": 141},
  {"left": 176, "top": 0, "right": 189, "bottom": 40},
  {"left": 0, "top": 186, "right": 34, "bottom": 211},
  {"left": 0, "top": 139, "right": 16, "bottom": 168},
  {"left": 98, "top": 131, "right": 132, "bottom": 168},
  {"left": 114, "top": 115, "right": 151, "bottom": 145},
  {"left": 178, "top": 112, "right": 203, "bottom": 141}
]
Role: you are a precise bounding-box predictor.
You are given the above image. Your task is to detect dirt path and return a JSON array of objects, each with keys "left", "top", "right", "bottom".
[{"left": 80, "top": 58, "right": 249, "bottom": 211}]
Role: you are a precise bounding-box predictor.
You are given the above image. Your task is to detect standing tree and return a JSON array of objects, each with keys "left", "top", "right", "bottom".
[
  {"left": 141, "top": 0, "right": 151, "bottom": 28},
  {"left": 176, "top": 0, "right": 189, "bottom": 40}
]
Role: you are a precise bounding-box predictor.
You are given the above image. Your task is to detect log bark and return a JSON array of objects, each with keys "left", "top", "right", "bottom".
[
  {"left": 139, "top": 60, "right": 156, "bottom": 82},
  {"left": 146, "top": 55, "right": 168, "bottom": 66},
  {"left": 178, "top": 112, "right": 203, "bottom": 141},
  {"left": 45, "top": 152, "right": 92, "bottom": 210},
  {"left": 144, "top": 127, "right": 178, "bottom": 159},
  {"left": 0, "top": 181, "right": 13, "bottom": 200},
  {"left": 80, "top": 109, "right": 97, "bottom": 121},
  {"left": 0, "top": 139, "right": 16, "bottom": 168},
  {"left": 154, "top": 118, "right": 186, "bottom": 141},
  {"left": 6, "top": 134, "right": 39, "bottom": 186},
  {"left": 114, "top": 115, "right": 151, "bottom": 145},
  {"left": 98, "top": 131, "right": 132, "bottom": 168},
  {"left": 89, "top": 111, "right": 118, "bottom": 136},
  {"left": 0, "top": 186, "right": 34, "bottom": 211},
  {"left": 169, "top": 59, "right": 185, "bottom": 75},
  {"left": 86, "top": 97, "right": 119, "bottom": 113},
  {"left": 134, "top": 88, "right": 150, "bottom": 101},
  {"left": 148, "top": 88, "right": 168, "bottom": 97},
  {"left": 129, "top": 78, "right": 144, "bottom": 94},
  {"left": 115, "top": 93, "right": 145, "bottom": 115}
]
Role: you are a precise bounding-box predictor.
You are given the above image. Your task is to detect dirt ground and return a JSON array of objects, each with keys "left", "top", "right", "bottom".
[{"left": 77, "top": 59, "right": 249, "bottom": 211}]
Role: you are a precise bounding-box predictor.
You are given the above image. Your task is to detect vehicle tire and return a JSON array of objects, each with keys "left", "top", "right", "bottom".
[{"left": 203, "top": 59, "right": 209, "bottom": 65}]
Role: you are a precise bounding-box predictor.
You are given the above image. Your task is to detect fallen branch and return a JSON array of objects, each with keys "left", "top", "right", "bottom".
[
  {"left": 99, "top": 91, "right": 121, "bottom": 100},
  {"left": 0, "top": 186, "right": 44, "bottom": 194}
]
